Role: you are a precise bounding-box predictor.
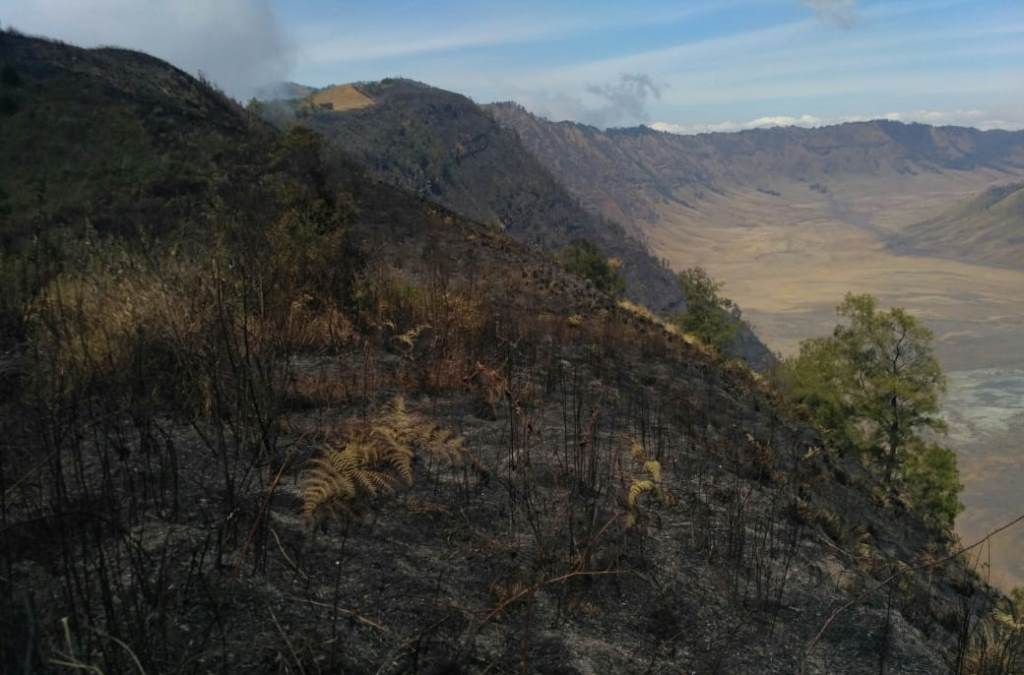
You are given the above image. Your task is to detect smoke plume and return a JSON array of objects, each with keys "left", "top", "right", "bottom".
[{"left": 580, "top": 73, "right": 664, "bottom": 128}]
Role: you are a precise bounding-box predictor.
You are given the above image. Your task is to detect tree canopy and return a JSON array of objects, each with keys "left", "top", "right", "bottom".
[
  {"left": 671, "top": 267, "right": 739, "bottom": 353},
  {"left": 777, "top": 293, "right": 962, "bottom": 529},
  {"left": 559, "top": 238, "right": 625, "bottom": 298}
]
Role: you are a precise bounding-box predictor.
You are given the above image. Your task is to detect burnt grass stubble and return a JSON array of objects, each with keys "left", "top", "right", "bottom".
[
  {"left": 0, "top": 252, "right": 996, "bottom": 674},
  {"left": 0, "top": 29, "right": 1004, "bottom": 675}
]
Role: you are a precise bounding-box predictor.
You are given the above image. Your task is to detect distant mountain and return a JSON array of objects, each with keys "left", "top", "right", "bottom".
[
  {"left": 488, "top": 102, "right": 1024, "bottom": 234},
  {"left": 892, "top": 182, "right": 1024, "bottom": 269}
]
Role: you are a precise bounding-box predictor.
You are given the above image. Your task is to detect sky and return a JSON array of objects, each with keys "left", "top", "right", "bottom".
[{"left": 2, "top": 0, "right": 1022, "bottom": 133}]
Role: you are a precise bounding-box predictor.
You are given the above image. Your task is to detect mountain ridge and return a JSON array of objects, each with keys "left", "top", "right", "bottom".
[
  {"left": 891, "top": 181, "right": 1024, "bottom": 269},
  {"left": 487, "top": 101, "right": 1024, "bottom": 233}
]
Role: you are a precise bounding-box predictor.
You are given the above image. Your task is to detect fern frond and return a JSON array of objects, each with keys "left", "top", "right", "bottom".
[
  {"left": 419, "top": 425, "right": 466, "bottom": 465},
  {"left": 301, "top": 396, "right": 468, "bottom": 526},
  {"left": 623, "top": 438, "right": 678, "bottom": 529},
  {"left": 628, "top": 479, "right": 656, "bottom": 508},
  {"left": 994, "top": 609, "right": 1024, "bottom": 632},
  {"left": 630, "top": 440, "right": 646, "bottom": 462},
  {"left": 351, "top": 468, "right": 396, "bottom": 496},
  {"left": 385, "top": 449, "right": 415, "bottom": 485},
  {"left": 392, "top": 324, "right": 429, "bottom": 351},
  {"left": 368, "top": 424, "right": 415, "bottom": 484},
  {"left": 302, "top": 454, "right": 358, "bottom": 521}
]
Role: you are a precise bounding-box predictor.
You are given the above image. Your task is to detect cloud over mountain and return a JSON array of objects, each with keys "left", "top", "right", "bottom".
[{"left": 650, "top": 108, "right": 1024, "bottom": 135}]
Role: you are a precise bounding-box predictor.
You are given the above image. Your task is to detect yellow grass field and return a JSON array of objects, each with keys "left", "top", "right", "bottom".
[{"left": 305, "top": 84, "right": 374, "bottom": 112}]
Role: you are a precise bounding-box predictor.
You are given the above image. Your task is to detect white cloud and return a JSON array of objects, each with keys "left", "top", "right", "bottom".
[
  {"left": 650, "top": 109, "right": 1024, "bottom": 135},
  {"left": 802, "top": 0, "right": 860, "bottom": 28},
  {"left": 748, "top": 114, "right": 826, "bottom": 127},
  {"left": 295, "top": 2, "right": 743, "bottom": 66},
  {"left": 649, "top": 116, "right": 831, "bottom": 135},
  {"left": 513, "top": 1, "right": 1021, "bottom": 99},
  {"left": 0, "top": 0, "right": 294, "bottom": 99}
]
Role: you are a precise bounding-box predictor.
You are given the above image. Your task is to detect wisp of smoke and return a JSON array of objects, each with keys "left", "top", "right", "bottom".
[
  {"left": 0, "top": 0, "right": 294, "bottom": 100},
  {"left": 582, "top": 73, "right": 665, "bottom": 128},
  {"left": 802, "top": 0, "right": 860, "bottom": 28}
]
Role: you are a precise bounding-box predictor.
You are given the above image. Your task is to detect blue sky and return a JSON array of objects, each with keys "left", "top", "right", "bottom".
[{"left": 3, "top": 0, "right": 1022, "bottom": 132}]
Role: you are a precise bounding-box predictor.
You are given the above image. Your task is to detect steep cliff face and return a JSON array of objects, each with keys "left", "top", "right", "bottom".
[
  {"left": 0, "top": 32, "right": 1008, "bottom": 675},
  {"left": 488, "top": 102, "right": 1024, "bottom": 234}
]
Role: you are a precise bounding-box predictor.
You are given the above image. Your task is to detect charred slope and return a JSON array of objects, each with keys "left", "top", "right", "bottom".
[{"left": 0, "top": 31, "right": 1010, "bottom": 675}]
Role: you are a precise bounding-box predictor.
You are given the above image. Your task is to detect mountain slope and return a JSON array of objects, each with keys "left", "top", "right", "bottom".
[
  {"left": 0, "top": 32, "right": 266, "bottom": 245},
  {"left": 0, "top": 30, "right": 1014, "bottom": 675},
  {"left": 892, "top": 182, "right": 1024, "bottom": 269},
  {"left": 270, "top": 79, "right": 775, "bottom": 369},
  {"left": 488, "top": 103, "right": 1024, "bottom": 235},
  {"left": 286, "top": 79, "right": 684, "bottom": 313}
]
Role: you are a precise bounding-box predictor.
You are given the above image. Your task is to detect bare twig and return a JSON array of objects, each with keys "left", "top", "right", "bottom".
[
  {"left": 285, "top": 595, "right": 390, "bottom": 633},
  {"left": 802, "top": 512, "right": 1024, "bottom": 673},
  {"left": 234, "top": 453, "right": 292, "bottom": 578},
  {"left": 269, "top": 605, "right": 307, "bottom": 675}
]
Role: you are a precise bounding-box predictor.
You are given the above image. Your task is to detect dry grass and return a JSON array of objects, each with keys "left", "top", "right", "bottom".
[
  {"left": 27, "top": 256, "right": 207, "bottom": 387},
  {"left": 305, "top": 84, "right": 374, "bottom": 112},
  {"left": 616, "top": 298, "right": 713, "bottom": 354},
  {"left": 962, "top": 608, "right": 1024, "bottom": 674}
]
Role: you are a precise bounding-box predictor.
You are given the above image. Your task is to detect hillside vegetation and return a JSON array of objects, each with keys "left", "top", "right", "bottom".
[{"left": 2, "top": 31, "right": 1022, "bottom": 674}]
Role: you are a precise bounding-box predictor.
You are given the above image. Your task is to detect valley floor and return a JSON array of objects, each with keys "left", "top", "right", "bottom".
[{"left": 645, "top": 176, "right": 1024, "bottom": 590}]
